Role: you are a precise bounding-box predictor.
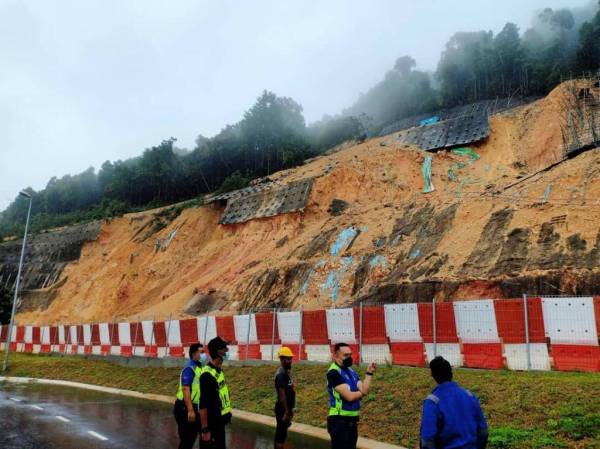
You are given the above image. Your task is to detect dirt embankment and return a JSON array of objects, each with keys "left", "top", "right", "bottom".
[{"left": 13, "top": 82, "right": 600, "bottom": 324}]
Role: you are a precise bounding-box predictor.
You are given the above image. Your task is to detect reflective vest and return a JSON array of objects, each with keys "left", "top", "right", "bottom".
[
  {"left": 204, "top": 365, "right": 232, "bottom": 415},
  {"left": 176, "top": 360, "right": 202, "bottom": 405},
  {"left": 327, "top": 362, "right": 361, "bottom": 417}
]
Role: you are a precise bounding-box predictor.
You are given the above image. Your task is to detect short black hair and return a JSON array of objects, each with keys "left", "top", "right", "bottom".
[
  {"left": 333, "top": 342, "right": 350, "bottom": 353},
  {"left": 429, "top": 356, "right": 452, "bottom": 383},
  {"left": 208, "top": 336, "right": 228, "bottom": 359},
  {"left": 189, "top": 343, "right": 203, "bottom": 359}
]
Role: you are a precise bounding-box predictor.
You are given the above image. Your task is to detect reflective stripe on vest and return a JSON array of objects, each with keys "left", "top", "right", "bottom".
[
  {"left": 327, "top": 362, "right": 360, "bottom": 417},
  {"left": 176, "top": 362, "right": 202, "bottom": 405},
  {"left": 204, "top": 366, "right": 232, "bottom": 415}
]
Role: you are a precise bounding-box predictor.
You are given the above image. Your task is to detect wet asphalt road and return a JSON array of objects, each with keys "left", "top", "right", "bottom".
[{"left": 0, "top": 382, "right": 329, "bottom": 449}]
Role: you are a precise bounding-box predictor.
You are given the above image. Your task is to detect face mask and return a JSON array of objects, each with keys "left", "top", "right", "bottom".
[
  {"left": 342, "top": 357, "right": 353, "bottom": 368},
  {"left": 219, "top": 350, "right": 229, "bottom": 361},
  {"left": 199, "top": 353, "right": 208, "bottom": 364}
]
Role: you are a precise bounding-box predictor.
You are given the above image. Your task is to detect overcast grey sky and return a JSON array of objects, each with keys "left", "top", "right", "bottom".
[{"left": 0, "top": 0, "right": 587, "bottom": 210}]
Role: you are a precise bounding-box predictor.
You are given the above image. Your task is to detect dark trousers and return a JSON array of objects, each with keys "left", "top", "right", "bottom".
[
  {"left": 327, "top": 417, "right": 358, "bottom": 449},
  {"left": 205, "top": 425, "right": 226, "bottom": 449},
  {"left": 173, "top": 400, "right": 199, "bottom": 449}
]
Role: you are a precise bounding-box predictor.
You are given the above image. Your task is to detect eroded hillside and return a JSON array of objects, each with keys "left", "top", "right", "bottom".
[{"left": 11, "top": 81, "right": 600, "bottom": 324}]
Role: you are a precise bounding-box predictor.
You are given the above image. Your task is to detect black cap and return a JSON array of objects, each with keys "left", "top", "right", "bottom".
[{"left": 208, "top": 336, "right": 228, "bottom": 357}]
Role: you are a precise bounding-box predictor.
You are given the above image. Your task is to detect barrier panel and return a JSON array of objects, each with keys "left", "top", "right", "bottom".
[
  {"left": 197, "top": 316, "right": 217, "bottom": 345},
  {"left": 454, "top": 300, "right": 503, "bottom": 369},
  {"left": 359, "top": 305, "right": 390, "bottom": 364},
  {"left": 385, "top": 304, "right": 424, "bottom": 366},
  {"left": 10, "top": 295, "right": 600, "bottom": 373},
  {"left": 165, "top": 320, "right": 183, "bottom": 358}
]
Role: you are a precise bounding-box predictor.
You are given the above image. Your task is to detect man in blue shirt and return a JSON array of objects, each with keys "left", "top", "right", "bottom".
[
  {"left": 420, "top": 356, "right": 488, "bottom": 449},
  {"left": 173, "top": 343, "right": 207, "bottom": 449}
]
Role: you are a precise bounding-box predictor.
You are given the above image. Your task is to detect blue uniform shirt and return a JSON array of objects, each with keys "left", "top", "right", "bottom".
[
  {"left": 420, "top": 381, "right": 488, "bottom": 449},
  {"left": 180, "top": 359, "right": 202, "bottom": 387}
]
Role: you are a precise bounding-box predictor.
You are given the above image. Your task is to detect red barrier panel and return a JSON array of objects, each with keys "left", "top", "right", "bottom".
[
  {"left": 16, "top": 325, "right": 25, "bottom": 343},
  {"left": 0, "top": 325, "right": 7, "bottom": 342},
  {"left": 418, "top": 303, "right": 459, "bottom": 343},
  {"left": 32, "top": 327, "right": 41, "bottom": 345},
  {"left": 302, "top": 310, "right": 329, "bottom": 344},
  {"left": 179, "top": 318, "right": 199, "bottom": 345},
  {"left": 215, "top": 316, "right": 237, "bottom": 344},
  {"left": 108, "top": 323, "right": 119, "bottom": 346},
  {"left": 463, "top": 343, "right": 504, "bottom": 369},
  {"left": 390, "top": 342, "right": 426, "bottom": 366},
  {"left": 238, "top": 344, "right": 262, "bottom": 360},
  {"left": 130, "top": 323, "right": 145, "bottom": 346},
  {"left": 153, "top": 322, "right": 167, "bottom": 347},
  {"left": 255, "top": 312, "right": 280, "bottom": 344},
  {"left": 494, "top": 298, "right": 546, "bottom": 344},
  {"left": 360, "top": 306, "right": 387, "bottom": 344},
  {"left": 169, "top": 346, "right": 185, "bottom": 358},
  {"left": 50, "top": 326, "right": 59, "bottom": 345},
  {"left": 552, "top": 344, "right": 600, "bottom": 372},
  {"left": 77, "top": 325, "right": 84, "bottom": 346},
  {"left": 91, "top": 324, "right": 101, "bottom": 346}
]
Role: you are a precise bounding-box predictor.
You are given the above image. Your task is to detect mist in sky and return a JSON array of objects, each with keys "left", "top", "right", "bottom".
[{"left": 0, "top": 0, "right": 590, "bottom": 209}]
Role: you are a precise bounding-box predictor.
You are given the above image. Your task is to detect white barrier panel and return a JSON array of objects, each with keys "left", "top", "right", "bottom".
[
  {"left": 118, "top": 322, "right": 131, "bottom": 346},
  {"left": 424, "top": 343, "right": 463, "bottom": 367},
  {"left": 384, "top": 304, "right": 421, "bottom": 342},
  {"left": 234, "top": 314, "right": 258, "bottom": 344},
  {"left": 83, "top": 325, "right": 92, "bottom": 345},
  {"left": 141, "top": 321, "right": 155, "bottom": 345},
  {"left": 11, "top": 325, "right": 18, "bottom": 343},
  {"left": 454, "top": 300, "right": 499, "bottom": 343},
  {"left": 41, "top": 326, "right": 50, "bottom": 344},
  {"left": 326, "top": 308, "right": 356, "bottom": 343},
  {"left": 24, "top": 326, "right": 33, "bottom": 344},
  {"left": 165, "top": 320, "right": 182, "bottom": 346},
  {"left": 58, "top": 325, "right": 66, "bottom": 344},
  {"left": 260, "top": 344, "right": 282, "bottom": 361},
  {"left": 541, "top": 297, "right": 598, "bottom": 344},
  {"left": 196, "top": 316, "right": 217, "bottom": 344},
  {"left": 69, "top": 325, "right": 78, "bottom": 345},
  {"left": 361, "top": 344, "right": 392, "bottom": 364},
  {"left": 305, "top": 344, "right": 332, "bottom": 362},
  {"left": 99, "top": 323, "right": 111, "bottom": 345},
  {"left": 227, "top": 345, "right": 239, "bottom": 361},
  {"left": 277, "top": 311, "right": 301, "bottom": 343},
  {"left": 504, "top": 344, "right": 550, "bottom": 371}
]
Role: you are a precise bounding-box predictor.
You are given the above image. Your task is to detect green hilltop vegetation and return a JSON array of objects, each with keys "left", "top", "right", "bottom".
[{"left": 2, "top": 2, "right": 600, "bottom": 239}]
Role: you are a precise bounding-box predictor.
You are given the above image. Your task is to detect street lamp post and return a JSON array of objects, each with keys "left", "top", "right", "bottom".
[{"left": 2, "top": 191, "right": 32, "bottom": 372}]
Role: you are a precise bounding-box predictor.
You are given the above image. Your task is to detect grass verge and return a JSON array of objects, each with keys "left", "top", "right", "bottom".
[{"left": 1, "top": 352, "right": 599, "bottom": 449}]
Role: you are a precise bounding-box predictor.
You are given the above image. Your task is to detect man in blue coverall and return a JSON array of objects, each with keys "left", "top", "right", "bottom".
[{"left": 420, "top": 356, "right": 488, "bottom": 449}]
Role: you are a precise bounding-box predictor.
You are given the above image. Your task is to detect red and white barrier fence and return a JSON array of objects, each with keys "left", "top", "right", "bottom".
[{"left": 2, "top": 296, "right": 599, "bottom": 372}]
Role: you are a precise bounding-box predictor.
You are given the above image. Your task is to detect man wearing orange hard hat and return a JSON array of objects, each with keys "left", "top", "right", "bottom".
[{"left": 274, "top": 346, "right": 296, "bottom": 449}]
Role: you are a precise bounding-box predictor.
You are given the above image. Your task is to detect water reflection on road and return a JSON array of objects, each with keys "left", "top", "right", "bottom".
[{"left": 0, "top": 381, "right": 329, "bottom": 449}]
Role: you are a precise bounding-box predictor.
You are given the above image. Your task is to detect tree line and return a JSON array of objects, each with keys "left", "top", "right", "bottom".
[{"left": 1, "top": 3, "right": 599, "bottom": 239}]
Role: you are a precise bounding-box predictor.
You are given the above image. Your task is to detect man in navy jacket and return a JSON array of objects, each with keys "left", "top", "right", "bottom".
[{"left": 420, "top": 356, "right": 488, "bottom": 449}]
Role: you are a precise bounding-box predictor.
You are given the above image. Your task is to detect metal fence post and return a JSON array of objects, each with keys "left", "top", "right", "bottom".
[
  {"left": 203, "top": 311, "right": 209, "bottom": 345},
  {"left": 245, "top": 310, "right": 252, "bottom": 360},
  {"left": 165, "top": 313, "right": 172, "bottom": 357},
  {"left": 270, "top": 308, "right": 277, "bottom": 361},
  {"left": 298, "top": 307, "right": 304, "bottom": 363},
  {"left": 132, "top": 315, "right": 140, "bottom": 357},
  {"left": 432, "top": 298, "right": 437, "bottom": 358},
  {"left": 358, "top": 301, "right": 364, "bottom": 365},
  {"left": 150, "top": 315, "right": 156, "bottom": 355},
  {"left": 523, "top": 293, "right": 531, "bottom": 371}
]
